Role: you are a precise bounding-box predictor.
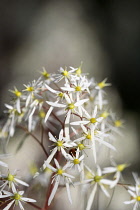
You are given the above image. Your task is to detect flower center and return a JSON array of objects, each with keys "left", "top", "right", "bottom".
[
  {"left": 78, "top": 143, "right": 85, "bottom": 150},
  {"left": 67, "top": 103, "right": 75, "bottom": 110},
  {"left": 56, "top": 141, "right": 63, "bottom": 147},
  {"left": 100, "top": 111, "right": 109, "bottom": 118},
  {"left": 14, "top": 90, "right": 22, "bottom": 97},
  {"left": 98, "top": 81, "right": 106, "bottom": 89},
  {"left": 39, "top": 110, "right": 46, "bottom": 119},
  {"left": 62, "top": 70, "right": 69, "bottom": 77},
  {"left": 136, "top": 196, "right": 140, "bottom": 201},
  {"left": 73, "top": 159, "right": 80, "bottom": 164},
  {"left": 114, "top": 120, "right": 122, "bottom": 127},
  {"left": 86, "top": 134, "right": 91, "bottom": 139},
  {"left": 13, "top": 193, "right": 22, "bottom": 200},
  {"left": 117, "top": 164, "right": 127, "bottom": 172},
  {"left": 7, "top": 174, "right": 14, "bottom": 181},
  {"left": 58, "top": 92, "right": 64, "bottom": 98},
  {"left": 94, "top": 175, "right": 102, "bottom": 182},
  {"left": 75, "top": 86, "right": 81, "bottom": 91},
  {"left": 26, "top": 86, "right": 34, "bottom": 92},
  {"left": 90, "top": 118, "right": 97, "bottom": 124},
  {"left": 57, "top": 169, "right": 64, "bottom": 175}
]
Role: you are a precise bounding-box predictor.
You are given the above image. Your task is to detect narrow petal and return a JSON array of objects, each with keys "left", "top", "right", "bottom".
[
  {"left": 0, "top": 160, "right": 8, "bottom": 168},
  {"left": 65, "top": 110, "right": 71, "bottom": 139},
  {"left": 18, "top": 201, "right": 24, "bottom": 210},
  {"left": 45, "top": 106, "right": 54, "bottom": 122},
  {"left": 54, "top": 159, "right": 60, "bottom": 169},
  {"left": 48, "top": 132, "right": 57, "bottom": 142},
  {"left": 48, "top": 179, "right": 59, "bottom": 205},
  {"left": 92, "top": 106, "right": 97, "bottom": 118},
  {"left": 100, "top": 184, "right": 110, "bottom": 197},
  {"left": 46, "top": 101, "right": 66, "bottom": 108},
  {"left": 75, "top": 98, "right": 89, "bottom": 106},
  {"left": 3, "top": 200, "right": 15, "bottom": 210},
  {"left": 59, "top": 129, "right": 64, "bottom": 141},
  {"left": 66, "top": 182, "right": 72, "bottom": 204},
  {"left": 21, "top": 197, "right": 36, "bottom": 202},
  {"left": 46, "top": 147, "right": 57, "bottom": 164},
  {"left": 45, "top": 84, "right": 58, "bottom": 93},
  {"left": 86, "top": 183, "right": 97, "bottom": 210},
  {"left": 14, "top": 178, "right": 29, "bottom": 187}
]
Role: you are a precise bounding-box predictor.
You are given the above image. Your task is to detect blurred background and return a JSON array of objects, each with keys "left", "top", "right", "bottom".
[{"left": 0, "top": 0, "right": 140, "bottom": 209}]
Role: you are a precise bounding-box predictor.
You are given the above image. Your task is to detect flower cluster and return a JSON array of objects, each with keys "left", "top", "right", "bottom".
[{"left": 0, "top": 64, "right": 139, "bottom": 210}]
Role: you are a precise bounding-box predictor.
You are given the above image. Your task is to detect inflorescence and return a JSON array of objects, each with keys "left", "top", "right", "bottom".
[{"left": 0, "top": 65, "right": 139, "bottom": 210}]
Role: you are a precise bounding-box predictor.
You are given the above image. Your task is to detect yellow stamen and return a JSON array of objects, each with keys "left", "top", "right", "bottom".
[
  {"left": 78, "top": 143, "right": 85, "bottom": 150},
  {"left": 117, "top": 164, "right": 127, "bottom": 172},
  {"left": 75, "top": 86, "right": 81, "bottom": 91},
  {"left": 67, "top": 103, "right": 75, "bottom": 110},
  {"left": 94, "top": 175, "right": 102, "bottom": 182},
  {"left": 57, "top": 169, "right": 64, "bottom": 175},
  {"left": 100, "top": 111, "right": 109, "bottom": 118},
  {"left": 56, "top": 141, "right": 63, "bottom": 147},
  {"left": 73, "top": 159, "right": 80, "bottom": 164},
  {"left": 114, "top": 120, "right": 122, "bottom": 127},
  {"left": 90, "top": 118, "right": 97, "bottom": 124},
  {"left": 7, "top": 174, "right": 14, "bottom": 181},
  {"left": 13, "top": 193, "right": 22, "bottom": 200},
  {"left": 62, "top": 70, "right": 69, "bottom": 77}
]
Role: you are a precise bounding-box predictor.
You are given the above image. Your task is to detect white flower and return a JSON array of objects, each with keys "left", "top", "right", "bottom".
[
  {"left": 47, "top": 129, "right": 75, "bottom": 162},
  {"left": 84, "top": 165, "right": 112, "bottom": 210},
  {"left": 128, "top": 172, "right": 140, "bottom": 192},
  {"left": 0, "top": 186, "right": 36, "bottom": 210},
  {"left": 44, "top": 159, "right": 74, "bottom": 205},
  {"left": 46, "top": 93, "right": 89, "bottom": 117},
  {"left": 124, "top": 188, "right": 140, "bottom": 210},
  {"left": 71, "top": 106, "right": 103, "bottom": 163},
  {"left": 0, "top": 171, "right": 29, "bottom": 192},
  {"left": 95, "top": 78, "right": 111, "bottom": 110},
  {"left": 66, "top": 148, "right": 84, "bottom": 172},
  {"left": 103, "top": 162, "right": 128, "bottom": 188},
  {"left": 53, "top": 67, "right": 77, "bottom": 82}
]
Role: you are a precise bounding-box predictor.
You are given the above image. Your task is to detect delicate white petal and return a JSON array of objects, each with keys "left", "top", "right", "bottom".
[
  {"left": 66, "top": 182, "right": 72, "bottom": 204},
  {"left": 45, "top": 84, "right": 58, "bottom": 93},
  {"left": 97, "top": 165, "right": 102, "bottom": 176},
  {"left": 3, "top": 200, "right": 15, "bottom": 210},
  {"left": 59, "top": 129, "right": 64, "bottom": 141},
  {"left": 18, "top": 201, "right": 24, "bottom": 210},
  {"left": 63, "top": 173, "right": 74, "bottom": 179},
  {"left": 92, "top": 105, "right": 97, "bottom": 118},
  {"left": 0, "top": 160, "right": 8, "bottom": 167},
  {"left": 95, "top": 139, "right": 116, "bottom": 151},
  {"left": 21, "top": 197, "right": 36, "bottom": 202},
  {"left": 75, "top": 98, "right": 89, "bottom": 106},
  {"left": 128, "top": 190, "right": 136, "bottom": 198},
  {"left": 100, "top": 184, "right": 110, "bottom": 197},
  {"left": 54, "top": 159, "right": 60, "bottom": 169},
  {"left": 46, "top": 147, "right": 57, "bottom": 163},
  {"left": 65, "top": 94, "right": 71, "bottom": 104},
  {"left": 86, "top": 183, "right": 97, "bottom": 210},
  {"left": 44, "top": 161, "right": 56, "bottom": 172},
  {"left": 65, "top": 110, "right": 71, "bottom": 139},
  {"left": 124, "top": 200, "right": 135, "bottom": 204},
  {"left": 102, "top": 167, "right": 117, "bottom": 174},
  {"left": 48, "top": 178, "right": 60, "bottom": 205},
  {"left": 46, "top": 101, "right": 66, "bottom": 108},
  {"left": 48, "top": 132, "right": 57, "bottom": 142},
  {"left": 71, "top": 121, "right": 89, "bottom": 125},
  {"left": 14, "top": 178, "right": 29, "bottom": 187},
  {"left": 45, "top": 106, "right": 54, "bottom": 122}
]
